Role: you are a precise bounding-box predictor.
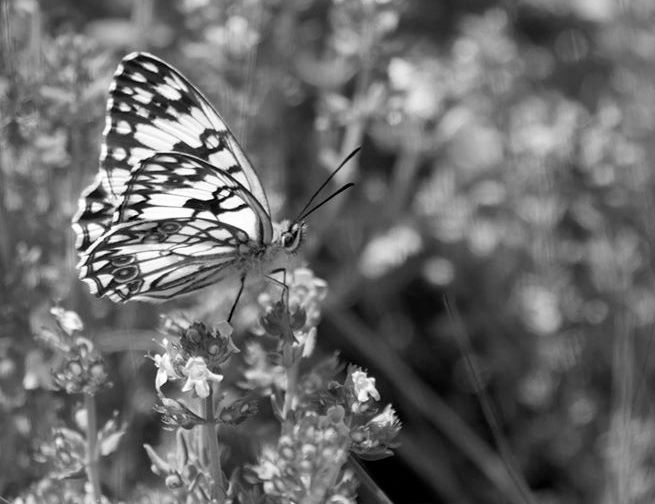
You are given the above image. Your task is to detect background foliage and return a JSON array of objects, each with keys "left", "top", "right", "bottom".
[{"left": 2, "top": 0, "right": 655, "bottom": 502}]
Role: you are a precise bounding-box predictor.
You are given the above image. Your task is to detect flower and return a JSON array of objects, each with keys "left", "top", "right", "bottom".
[
  {"left": 179, "top": 321, "right": 239, "bottom": 368},
  {"left": 52, "top": 337, "right": 110, "bottom": 395},
  {"left": 251, "top": 407, "right": 357, "bottom": 504},
  {"left": 181, "top": 357, "right": 223, "bottom": 398},
  {"left": 241, "top": 342, "right": 286, "bottom": 393},
  {"left": 350, "top": 370, "right": 380, "bottom": 403},
  {"left": 288, "top": 268, "right": 328, "bottom": 328},
  {"left": 350, "top": 404, "right": 401, "bottom": 460},
  {"left": 153, "top": 397, "right": 205, "bottom": 430},
  {"left": 153, "top": 351, "right": 179, "bottom": 392},
  {"left": 49, "top": 307, "right": 84, "bottom": 335},
  {"left": 368, "top": 403, "right": 398, "bottom": 428}
]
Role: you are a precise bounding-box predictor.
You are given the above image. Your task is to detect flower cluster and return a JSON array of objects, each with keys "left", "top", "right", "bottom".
[
  {"left": 152, "top": 320, "right": 238, "bottom": 399},
  {"left": 255, "top": 268, "right": 327, "bottom": 366},
  {"left": 294, "top": 363, "right": 401, "bottom": 460},
  {"left": 144, "top": 430, "right": 205, "bottom": 499},
  {"left": 37, "top": 307, "right": 110, "bottom": 395},
  {"left": 35, "top": 407, "right": 125, "bottom": 481},
  {"left": 245, "top": 267, "right": 401, "bottom": 499},
  {"left": 251, "top": 406, "right": 358, "bottom": 504},
  {"left": 341, "top": 366, "right": 401, "bottom": 460},
  {"left": 14, "top": 478, "right": 111, "bottom": 504}
]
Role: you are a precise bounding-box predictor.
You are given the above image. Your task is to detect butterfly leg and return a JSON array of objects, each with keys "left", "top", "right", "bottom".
[
  {"left": 266, "top": 268, "right": 289, "bottom": 304},
  {"left": 228, "top": 275, "right": 246, "bottom": 323}
]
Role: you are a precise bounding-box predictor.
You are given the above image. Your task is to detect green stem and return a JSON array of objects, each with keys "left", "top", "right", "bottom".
[
  {"left": 202, "top": 385, "right": 226, "bottom": 501},
  {"left": 84, "top": 393, "right": 102, "bottom": 502},
  {"left": 348, "top": 455, "right": 394, "bottom": 504},
  {"left": 282, "top": 358, "right": 299, "bottom": 419}
]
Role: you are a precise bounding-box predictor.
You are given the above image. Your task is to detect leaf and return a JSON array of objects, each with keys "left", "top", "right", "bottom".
[
  {"left": 143, "top": 444, "right": 171, "bottom": 476},
  {"left": 175, "top": 429, "right": 189, "bottom": 469},
  {"left": 99, "top": 430, "right": 125, "bottom": 457}
]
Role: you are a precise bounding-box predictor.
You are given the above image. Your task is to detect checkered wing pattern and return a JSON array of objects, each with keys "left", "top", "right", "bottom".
[
  {"left": 77, "top": 152, "right": 270, "bottom": 302},
  {"left": 72, "top": 52, "right": 270, "bottom": 254}
]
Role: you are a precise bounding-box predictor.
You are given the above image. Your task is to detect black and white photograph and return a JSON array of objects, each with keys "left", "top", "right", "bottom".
[{"left": 0, "top": 1, "right": 647, "bottom": 503}]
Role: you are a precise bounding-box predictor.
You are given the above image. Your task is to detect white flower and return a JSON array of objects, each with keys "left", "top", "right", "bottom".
[
  {"left": 369, "top": 404, "right": 398, "bottom": 428},
  {"left": 295, "top": 327, "right": 317, "bottom": 358},
  {"left": 216, "top": 320, "right": 233, "bottom": 339},
  {"left": 153, "top": 352, "right": 178, "bottom": 391},
  {"left": 50, "top": 307, "right": 83, "bottom": 335},
  {"left": 351, "top": 370, "right": 380, "bottom": 403},
  {"left": 181, "top": 357, "right": 223, "bottom": 398}
]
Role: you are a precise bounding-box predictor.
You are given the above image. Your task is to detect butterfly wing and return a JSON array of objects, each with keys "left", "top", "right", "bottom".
[
  {"left": 78, "top": 152, "right": 272, "bottom": 302},
  {"left": 73, "top": 51, "right": 270, "bottom": 253},
  {"left": 78, "top": 218, "right": 248, "bottom": 302},
  {"left": 115, "top": 152, "right": 273, "bottom": 243}
]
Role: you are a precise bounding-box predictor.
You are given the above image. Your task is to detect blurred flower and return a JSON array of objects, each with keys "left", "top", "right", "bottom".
[
  {"left": 15, "top": 477, "right": 111, "bottom": 504},
  {"left": 153, "top": 397, "right": 205, "bottom": 430},
  {"left": 344, "top": 366, "right": 380, "bottom": 414},
  {"left": 181, "top": 357, "right": 223, "bottom": 399},
  {"left": 36, "top": 427, "right": 86, "bottom": 480},
  {"left": 350, "top": 404, "right": 401, "bottom": 460},
  {"left": 145, "top": 430, "right": 202, "bottom": 496},
  {"left": 51, "top": 337, "right": 110, "bottom": 396},
  {"left": 288, "top": 268, "right": 328, "bottom": 327},
  {"left": 219, "top": 397, "right": 259, "bottom": 425},
  {"left": 387, "top": 57, "right": 443, "bottom": 120},
  {"left": 49, "top": 307, "right": 83, "bottom": 336},
  {"left": 422, "top": 256, "right": 455, "bottom": 286},
  {"left": 204, "top": 15, "right": 260, "bottom": 57},
  {"left": 350, "top": 370, "right": 380, "bottom": 403},
  {"left": 255, "top": 268, "right": 327, "bottom": 362},
  {"left": 37, "top": 307, "right": 110, "bottom": 395},
  {"left": 153, "top": 319, "right": 238, "bottom": 397},
  {"left": 179, "top": 321, "right": 239, "bottom": 369},
  {"left": 153, "top": 350, "right": 179, "bottom": 392},
  {"left": 517, "top": 282, "right": 562, "bottom": 336},
  {"left": 242, "top": 342, "right": 287, "bottom": 393},
  {"left": 251, "top": 407, "right": 357, "bottom": 504},
  {"left": 359, "top": 224, "right": 422, "bottom": 278}
]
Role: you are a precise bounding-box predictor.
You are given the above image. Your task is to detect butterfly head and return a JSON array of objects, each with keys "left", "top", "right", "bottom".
[{"left": 278, "top": 220, "right": 305, "bottom": 253}]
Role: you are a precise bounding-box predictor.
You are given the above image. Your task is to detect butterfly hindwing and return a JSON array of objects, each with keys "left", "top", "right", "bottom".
[
  {"left": 78, "top": 151, "right": 276, "bottom": 302},
  {"left": 78, "top": 217, "right": 251, "bottom": 302},
  {"left": 73, "top": 173, "right": 117, "bottom": 252},
  {"left": 72, "top": 51, "right": 270, "bottom": 254},
  {"left": 115, "top": 152, "right": 273, "bottom": 244}
]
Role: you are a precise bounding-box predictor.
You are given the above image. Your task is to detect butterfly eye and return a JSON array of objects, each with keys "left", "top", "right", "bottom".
[{"left": 282, "top": 232, "right": 294, "bottom": 248}]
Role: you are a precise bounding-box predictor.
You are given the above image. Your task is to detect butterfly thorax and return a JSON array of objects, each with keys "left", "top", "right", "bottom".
[{"left": 233, "top": 222, "right": 301, "bottom": 280}]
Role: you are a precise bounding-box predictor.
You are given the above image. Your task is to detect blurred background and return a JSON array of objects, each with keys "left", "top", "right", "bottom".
[{"left": 3, "top": 0, "right": 655, "bottom": 502}]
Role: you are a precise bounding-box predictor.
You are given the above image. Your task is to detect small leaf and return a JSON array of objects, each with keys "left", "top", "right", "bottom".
[
  {"left": 57, "top": 427, "right": 86, "bottom": 451},
  {"left": 55, "top": 466, "right": 87, "bottom": 480},
  {"left": 143, "top": 444, "right": 171, "bottom": 476},
  {"left": 175, "top": 429, "right": 189, "bottom": 469},
  {"left": 99, "top": 430, "right": 125, "bottom": 456}
]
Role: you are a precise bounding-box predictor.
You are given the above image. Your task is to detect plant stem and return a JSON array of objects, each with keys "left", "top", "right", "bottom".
[
  {"left": 84, "top": 393, "right": 102, "bottom": 502},
  {"left": 283, "top": 358, "right": 299, "bottom": 419},
  {"left": 202, "top": 385, "right": 226, "bottom": 501},
  {"left": 348, "top": 455, "right": 394, "bottom": 504}
]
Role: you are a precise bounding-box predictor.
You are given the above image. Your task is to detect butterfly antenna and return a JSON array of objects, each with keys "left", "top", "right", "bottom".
[
  {"left": 299, "top": 183, "right": 355, "bottom": 221},
  {"left": 295, "top": 147, "right": 361, "bottom": 222}
]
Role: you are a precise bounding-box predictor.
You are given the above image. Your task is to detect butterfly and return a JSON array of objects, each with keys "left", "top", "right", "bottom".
[{"left": 72, "top": 52, "right": 355, "bottom": 307}]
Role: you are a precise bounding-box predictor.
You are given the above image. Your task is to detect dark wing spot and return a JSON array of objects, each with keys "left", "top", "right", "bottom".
[
  {"left": 111, "top": 255, "right": 135, "bottom": 267},
  {"left": 113, "top": 265, "right": 140, "bottom": 283},
  {"left": 158, "top": 221, "right": 182, "bottom": 234}
]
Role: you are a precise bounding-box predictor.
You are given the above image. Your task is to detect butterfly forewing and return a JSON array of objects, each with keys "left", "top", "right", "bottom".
[{"left": 72, "top": 51, "right": 270, "bottom": 254}]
